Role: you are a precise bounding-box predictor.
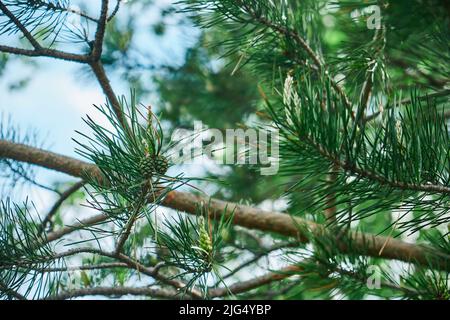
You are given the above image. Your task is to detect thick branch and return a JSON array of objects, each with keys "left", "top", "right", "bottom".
[
  {"left": 163, "top": 191, "right": 450, "bottom": 271},
  {"left": 1, "top": 140, "right": 448, "bottom": 271},
  {"left": 0, "top": 140, "right": 98, "bottom": 178}
]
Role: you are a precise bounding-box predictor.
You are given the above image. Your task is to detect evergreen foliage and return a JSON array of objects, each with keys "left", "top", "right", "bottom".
[{"left": 0, "top": 0, "right": 448, "bottom": 300}]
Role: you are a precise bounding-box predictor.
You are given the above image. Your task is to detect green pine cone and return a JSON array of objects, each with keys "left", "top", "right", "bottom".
[{"left": 139, "top": 155, "right": 169, "bottom": 179}]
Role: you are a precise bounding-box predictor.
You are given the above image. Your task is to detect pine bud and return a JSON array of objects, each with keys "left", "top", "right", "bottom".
[
  {"left": 284, "top": 73, "right": 301, "bottom": 127},
  {"left": 283, "top": 74, "right": 294, "bottom": 106},
  {"left": 198, "top": 217, "right": 213, "bottom": 256},
  {"left": 395, "top": 120, "right": 402, "bottom": 144}
]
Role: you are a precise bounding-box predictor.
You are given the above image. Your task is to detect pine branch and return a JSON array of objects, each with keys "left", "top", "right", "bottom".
[
  {"left": 114, "top": 204, "right": 142, "bottom": 255},
  {"left": 1, "top": 0, "right": 447, "bottom": 300},
  {"left": 3, "top": 159, "right": 60, "bottom": 194},
  {"left": 211, "top": 263, "right": 418, "bottom": 298},
  {"left": 38, "top": 262, "right": 129, "bottom": 273},
  {"left": 247, "top": 9, "right": 355, "bottom": 119},
  {"left": 46, "top": 286, "right": 179, "bottom": 300},
  {"left": 302, "top": 135, "right": 450, "bottom": 195},
  {"left": 389, "top": 57, "right": 449, "bottom": 89},
  {"left": 0, "top": 140, "right": 98, "bottom": 178},
  {"left": 1, "top": 139, "right": 448, "bottom": 271},
  {"left": 359, "top": 75, "right": 373, "bottom": 119},
  {"left": 364, "top": 89, "right": 450, "bottom": 123},
  {"left": 0, "top": 1, "right": 42, "bottom": 49},
  {"left": 0, "top": 199, "right": 62, "bottom": 299},
  {"left": 164, "top": 192, "right": 450, "bottom": 271},
  {"left": 324, "top": 164, "right": 339, "bottom": 222},
  {"left": 445, "top": 109, "right": 450, "bottom": 120},
  {"left": 331, "top": 266, "right": 421, "bottom": 297},
  {"left": 242, "top": 280, "right": 301, "bottom": 299}
]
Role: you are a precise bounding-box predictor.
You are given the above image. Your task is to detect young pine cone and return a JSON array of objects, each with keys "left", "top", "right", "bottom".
[{"left": 139, "top": 155, "right": 169, "bottom": 179}]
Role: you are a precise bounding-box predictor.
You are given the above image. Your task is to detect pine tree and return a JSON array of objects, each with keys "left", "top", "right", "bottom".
[{"left": 0, "top": 0, "right": 449, "bottom": 300}]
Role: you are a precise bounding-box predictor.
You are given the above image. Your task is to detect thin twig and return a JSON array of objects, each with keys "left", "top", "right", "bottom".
[
  {"left": 91, "top": 0, "right": 109, "bottom": 61},
  {"left": 51, "top": 247, "right": 203, "bottom": 299},
  {"left": 215, "top": 241, "right": 299, "bottom": 286},
  {"left": 107, "top": 0, "right": 122, "bottom": 22},
  {"left": 39, "top": 180, "right": 85, "bottom": 233},
  {"left": 364, "top": 89, "right": 450, "bottom": 123},
  {"left": 300, "top": 135, "right": 450, "bottom": 195},
  {"left": 359, "top": 28, "right": 386, "bottom": 117},
  {"left": 4, "top": 160, "right": 61, "bottom": 194},
  {"left": 114, "top": 206, "right": 141, "bottom": 255},
  {"left": 46, "top": 286, "right": 179, "bottom": 300},
  {"left": 244, "top": 8, "right": 355, "bottom": 118},
  {"left": 59, "top": 5, "right": 98, "bottom": 23},
  {"left": 0, "top": 44, "right": 89, "bottom": 63},
  {"left": 45, "top": 213, "right": 110, "bottom": 243},
  {"left": 0, "top": 280, "right": 27, "bottom": 300},
  {"left": 210, "top": 265, "right": 301, "bottom": 297},
  {"left": 0, "top": 1, "right": 42, "bottom": 49},
  {"left": 389, "top": 57, "right": 448, "bottom": 89},
  {"left": 0, "top": 1, "right": 90, "bottom": 63},
  {"left": 2, "top": 262, "right": 129, "bottom": 273},
  {"left": 324, "top": 164, "right": 339, "bottom": 223}
]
